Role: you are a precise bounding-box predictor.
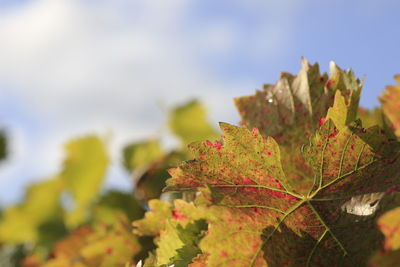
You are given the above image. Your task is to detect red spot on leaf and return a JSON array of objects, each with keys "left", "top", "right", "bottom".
[
  {"left": 252, "top": 127, "right": 260, "bottom": 135},
  {"left": 329, "top": 129, "right": 338, "bottom": 138},
  {"left": 253, "top": 207, "right": 262, "bottom": 215},
  {"left": 267, "top": 151, "right": 273, "bottom": 156},
  {"left": 326, "top": 80, "right": 334, "bottom": 88},
  {"left": 319, "top": 117, "right": 327, "bottom": 127},
  {"left": 213, "top": 141, "right": 223, "bottom": 150},
  {"left": 205, "top": 140, "right": 223, "bottom": 150},
  {"left": 242, "top": 176, "right": 256, "bottom": 185},
  {"left": 106, "top": 248, "right": 113, "bottom": 255},
  {"left": 172, "top": 210, "right": 187, "bottom": 221},
  {"left": 220, "top": 251, "right": 229, "bottom": 257}
]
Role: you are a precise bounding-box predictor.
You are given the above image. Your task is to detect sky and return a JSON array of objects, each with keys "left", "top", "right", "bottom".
[{"left": 0, "top": 0, "right": 399, "bottom": 204}]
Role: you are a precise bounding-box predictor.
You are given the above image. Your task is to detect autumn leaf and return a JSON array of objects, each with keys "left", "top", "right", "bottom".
[
  {"left": 234, "top": 59, "right": 362, "bottom": 195},
  {"left": 165, "top": 108, "right": 400, "bottom": 266},
  {"left": 380, "top": 75, "right": 400, "bottom": 137},
  {"left": 369, "top": 193, "right": 400, "bottom": 266},
  {"left": 234, "top": 58, "right": 339, "bottom": 144}
]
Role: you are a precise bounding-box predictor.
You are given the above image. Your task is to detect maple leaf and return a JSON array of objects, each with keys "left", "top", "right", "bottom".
[
  {"left": 234, "top": 59, "right": 362, "bottom": 195},
  {"left": 165, "top": 102, "right": 400, "bottom": 266},
  {"left": 380, "top": 75, "right": 400, "bottom": 137}
]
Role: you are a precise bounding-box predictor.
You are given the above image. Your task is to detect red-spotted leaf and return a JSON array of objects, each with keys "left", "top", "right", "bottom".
[
  {"left": 234, "top": 58, "right": 331, "bottom": 144},
  {"left": 165, "top": 114, "right": 400, "bottom": 266},
  {"left": 234, "top": 60, "right": 363, "bottom": 195}
]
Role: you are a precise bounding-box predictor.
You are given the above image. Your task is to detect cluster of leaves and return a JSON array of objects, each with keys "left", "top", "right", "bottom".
[
  {"left": 1, "top": 59, "right": 400, "bottom": 266},
  {"left": 0, "top": 100, "right": 217, "bottom": 266}
]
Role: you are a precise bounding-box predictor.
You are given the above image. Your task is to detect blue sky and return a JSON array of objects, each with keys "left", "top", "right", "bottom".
[{"left": 0, "top": 0, "right": 399, "bottom": 204}]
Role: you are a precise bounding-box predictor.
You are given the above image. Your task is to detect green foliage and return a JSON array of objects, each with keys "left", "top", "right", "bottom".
[
  {"left": 123, "top": 140, "right": 163, "bottom": 172},
  {"left": 123, "top": 100, "right": 217, "bottom": 203},
  {"left": 169, "top": 100, "right": 219, "bottom": 146},
  {"left": 61, "top": 136, "right": 109, "bottom": 227},
  {"left": 2, "top": 59, "right": 400, "bottom": 266},
  {"left": 0, "top": 178, "right": 65, "bottom": 244}
]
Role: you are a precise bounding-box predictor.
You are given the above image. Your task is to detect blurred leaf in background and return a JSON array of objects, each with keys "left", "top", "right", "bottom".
[
  {"left": 380, "top": 75, "right": 400, "bottom": 137},
  {"left": 91, "top": 190, "right": 144, "bottom": 224},
  {"left": 61, "top": 136, "right": 109, "bottom": 228},
  {"left": 123, "top": 140, "right": 163, "bottom": 173},
  {"left": 0, "top": 178, "right": 65, "bottom": 244},
  {"left": 40, "top": 216, "right": 141, "bottom": 267},
  {"left": 169, "top": 100, "right": 218, "bottom": 146},
  {"left": 0, "top": 130, "right": 7, "bottom": 162},
  {"left": 123, "top": 100, "right": 218, "bottom": 203},
  {"left": 0, "top": 99, "right": 217, "bottom": 266}
]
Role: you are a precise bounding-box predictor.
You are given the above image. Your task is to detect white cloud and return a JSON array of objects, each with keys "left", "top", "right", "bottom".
[{"left": 0, "top": 0, "right": 298, "bottom": 203}]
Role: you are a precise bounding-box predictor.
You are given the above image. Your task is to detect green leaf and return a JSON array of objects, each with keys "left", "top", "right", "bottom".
[
  {"left": 169, "top": 100, "right": 219, "bottom": 145},
  {"left": 327, "top": 61, "right": 362, "bottom": 124},
  {"left": 357, "top": 107, "right": 387, "bottom": 129},
  {"left": 165, "top": 114, "right": 400, "bottom": 265},
  {"left": 42, "top": 217, "right": 141, "bottom": 267},
  {"left": 166, "top": 220, "right": 207, "bottom": 267},
  {"left": 0, "top": 178, "right": 64, "bottom": 244},
  {"left": 380, "top": 75, "right": 400, "bottom": 137},
  {"left": 133, "top": 199, "right": 172, "bottom": 237},
  {"left": 133, "top": 200, "right": 209, "bottom": 266},
  {"left": 133, "top": 151, "right": 186, "bottom": 202},
  {"left": 91, "top": 191, "right": 145, "bottom": 224},
  {"left": 60, "top": 136, "right": 109, "bottom": 228},
  {"left": 123, "top": 140, "right": 163, "bottom": 172}
]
